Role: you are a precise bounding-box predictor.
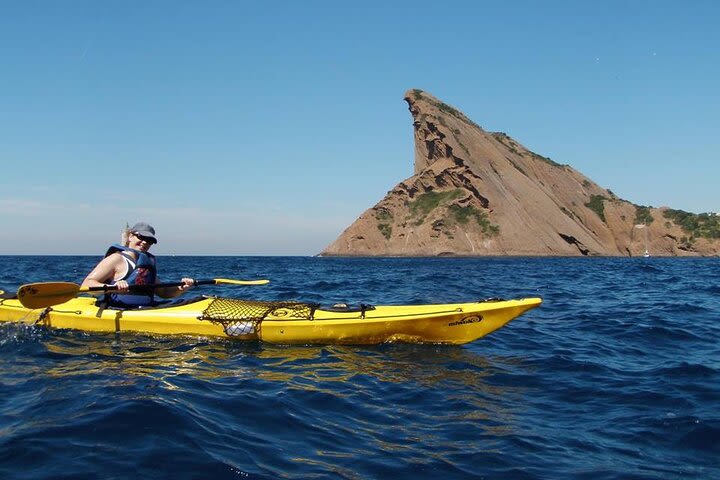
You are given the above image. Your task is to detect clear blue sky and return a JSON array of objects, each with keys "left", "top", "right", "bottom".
[{"left": 2, "top": 1, "right": 718, "bottom": 255}]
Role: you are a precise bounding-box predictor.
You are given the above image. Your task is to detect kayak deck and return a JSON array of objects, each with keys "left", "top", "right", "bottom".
[{"left": 0, "top": 295, "right": 542, "bottom": 345}]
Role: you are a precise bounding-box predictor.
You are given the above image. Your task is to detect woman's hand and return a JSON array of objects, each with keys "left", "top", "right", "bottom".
[
  {"left": 114, "top": 280, "right": 130, "bottom": 293},
  {"left": 177, "top": 278, "right": 195, "bottom": 292},
  {"left": 156, "top": 277, "right": 195, "bottom": 298}
]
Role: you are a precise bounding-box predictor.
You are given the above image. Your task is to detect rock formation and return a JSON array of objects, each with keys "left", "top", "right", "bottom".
[{"left": 321, "top": 89, "right": 720, "bottom": 256}]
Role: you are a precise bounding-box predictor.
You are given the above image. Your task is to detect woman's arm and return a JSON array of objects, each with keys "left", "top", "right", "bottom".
[
  {"left": 155, "top": 277, "right": 195, "bottom": 298},
  {"left": 81, "top": 254, "right": 128, "bottom": 291}
]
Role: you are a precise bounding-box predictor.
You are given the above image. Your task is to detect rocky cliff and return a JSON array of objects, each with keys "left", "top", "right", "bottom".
[{"left": 321, "top": 89, "right": 720, "bottom": 257}]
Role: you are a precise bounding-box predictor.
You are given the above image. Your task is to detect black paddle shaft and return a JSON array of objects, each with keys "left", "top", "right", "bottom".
[{"left": 86, "top": 279, "right": 214, "bottom": 293}]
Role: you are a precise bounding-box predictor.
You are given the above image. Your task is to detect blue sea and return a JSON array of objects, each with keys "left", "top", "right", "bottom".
[{"left": 0, "top": 256, "right": 718, "bottom": 479}]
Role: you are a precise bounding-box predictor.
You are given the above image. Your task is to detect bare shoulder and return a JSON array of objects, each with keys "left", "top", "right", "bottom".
[
  {"left": 88, "top": 253, "right": 126, "bottom": 277},
  {"left": 102, "top": 252, "right": 126, "bottom": 266}
]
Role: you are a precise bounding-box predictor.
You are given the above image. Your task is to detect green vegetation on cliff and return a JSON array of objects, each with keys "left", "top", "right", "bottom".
[
  {"left": 406, "top": 189, "right": 500, "bottom": 236},
  {"left": 663, "top": 209, "right": 720, "bottom": 239},
  {"left": 377, "top": 223, "right": 392, "bottom": 239},
  {"left": 407, "top": 189, "right": 463, "bottom": 225},
  {"left": 375, "top": 208, "right": 394, "bottom": 240},
  {"left": 448, "top": 204, "right": 499, "bottom": 236},
  {"left": 585, "top": 195, "right": 607, "bottom": 222},
  {"left": 634, "top": 206, "right": 654, "bottom": 226}
]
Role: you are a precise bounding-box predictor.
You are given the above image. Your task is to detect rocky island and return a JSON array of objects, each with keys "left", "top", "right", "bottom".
[{"left": 321, "top": 89, "right": 719, "bottom": 256}]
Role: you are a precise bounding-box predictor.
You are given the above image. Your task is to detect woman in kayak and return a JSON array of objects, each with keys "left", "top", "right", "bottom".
[{"left": 81, "top": 222, "right": 195, "bottom": 308}]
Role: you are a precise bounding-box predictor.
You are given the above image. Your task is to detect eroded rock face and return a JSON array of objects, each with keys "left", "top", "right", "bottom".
[{"left": 321, "top": 89, "right": 719, "bottom": 257}]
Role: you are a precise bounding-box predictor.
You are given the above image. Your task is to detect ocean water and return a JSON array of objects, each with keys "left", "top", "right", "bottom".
[{"left": 0, "top": 255, "right": 718, "bottom": 479}]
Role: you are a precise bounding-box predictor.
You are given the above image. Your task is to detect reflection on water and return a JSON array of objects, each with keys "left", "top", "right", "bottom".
[
  {"left": 2, "top": 325, "right": 525, "bottom": 440},
  {"left": 28, "top": 327, "right": 526, "bottom": 392}
]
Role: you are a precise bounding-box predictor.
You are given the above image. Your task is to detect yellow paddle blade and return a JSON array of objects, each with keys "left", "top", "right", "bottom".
[
  {"left": 17, "top": 282, "right": 82, "bottom": 309},
  {"left": 213, "top": 278, "right": 270, "bottom": 285}
]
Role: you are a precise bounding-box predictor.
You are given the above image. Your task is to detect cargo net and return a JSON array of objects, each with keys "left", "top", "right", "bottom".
[{"left": 199, "top": 298, "right": 317, "bottom": 337}]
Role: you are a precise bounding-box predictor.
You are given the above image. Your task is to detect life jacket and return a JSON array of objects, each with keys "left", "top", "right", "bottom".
[{"left": 104, "top": 244, "right": 158, "bottom": 307}]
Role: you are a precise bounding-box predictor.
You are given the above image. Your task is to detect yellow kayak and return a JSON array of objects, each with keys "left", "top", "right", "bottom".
[{"left": 0, "top": 295, "right": 541, "bottom": 345}]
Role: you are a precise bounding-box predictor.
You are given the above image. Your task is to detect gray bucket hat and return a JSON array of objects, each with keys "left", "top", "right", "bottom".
[{"left": 130, "top": 222, "right": 157, "bottom": 244}]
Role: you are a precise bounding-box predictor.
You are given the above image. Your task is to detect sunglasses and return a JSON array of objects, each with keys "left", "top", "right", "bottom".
[{"left": 132, "top": 232, "right": 157, "bottom": 244}]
